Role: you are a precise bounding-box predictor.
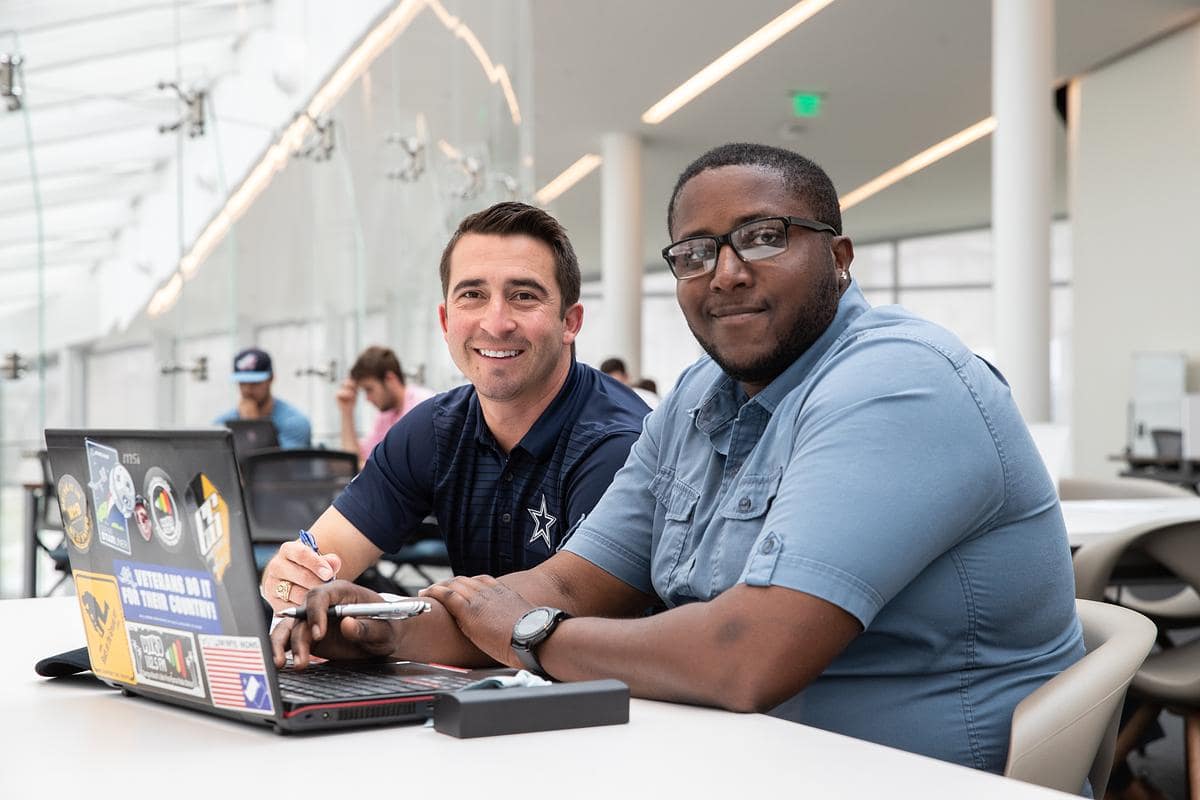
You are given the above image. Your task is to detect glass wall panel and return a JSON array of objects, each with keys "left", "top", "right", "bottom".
[{"left": 899, "top": 228, "right": 993, "bottom": 286}]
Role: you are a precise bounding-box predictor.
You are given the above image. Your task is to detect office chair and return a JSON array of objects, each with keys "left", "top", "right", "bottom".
[
  {"left": 1074, "top": 519, "right": 1200, "bottom": 799},
  {"left": 1062, "top": 476, "right": 1200, "bottom": 627},
  {"left": 239, "top": 448, "right": 358, "bottom": 571},
  {"left": 376, "top": 517, "right": 451, "bottom": 595},
  {"left": 1004, "top": 599, "right": 1156, "bottom": 797},
  {"left": 1059, "top": 476, "right": 1195, "bottom": 501},
  {"left": 33, "top": 450, "right": 72, "bottom": 596},
  {"left": 1151, "top": 428, "right": 1183, "bottom": 461}
]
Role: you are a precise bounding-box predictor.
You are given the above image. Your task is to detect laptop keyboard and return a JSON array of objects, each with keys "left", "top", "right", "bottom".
[{"left": 278, "top": 663, "right": 473, "bottom": 702}]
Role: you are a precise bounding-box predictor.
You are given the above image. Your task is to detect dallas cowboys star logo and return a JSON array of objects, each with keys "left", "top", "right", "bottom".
[{"left": 526, "top": 494, "right": 557, "bottom": 550}]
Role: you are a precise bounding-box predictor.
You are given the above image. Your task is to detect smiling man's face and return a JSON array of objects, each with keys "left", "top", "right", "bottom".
[
  {"left": 438, "top": 232, "right": 581, "bottom": 406},
  {"left": 671, "top": 164, "right": 851, "bottom": 396}
]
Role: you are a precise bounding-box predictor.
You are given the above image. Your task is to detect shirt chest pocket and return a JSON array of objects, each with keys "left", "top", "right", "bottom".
[
  {"left": 719, "top": 469, "right": 783, "bottom": 521},
  {"left": 647, "top": 467, "right": 701, "bottom": 593}
]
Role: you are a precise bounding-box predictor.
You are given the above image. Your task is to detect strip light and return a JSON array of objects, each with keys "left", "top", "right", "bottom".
[
  {"left": 641, "top": 0, "right": 837, "bottom": 125},
  {"left": 838, "top": 117, "right": 997, "bottom": 211},
  {"left": 535, "top": 154, "right": 602, "bottom": 205},
  {"left": 148, "top": 0, "right": 521, "bottom": 317}
]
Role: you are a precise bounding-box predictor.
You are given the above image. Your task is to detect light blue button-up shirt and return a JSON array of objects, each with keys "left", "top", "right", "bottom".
[{"left": 565, "top": 282, "right": 1084, "bottom": 774}]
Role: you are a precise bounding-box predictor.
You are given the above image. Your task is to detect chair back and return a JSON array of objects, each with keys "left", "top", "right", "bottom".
[
  {"left": 1059, "top": 476, "right": 1194, "bottom": 500},
  {"left": 239, "top": 448, "right": 357, "bottom": 543},
  {"left": 1151, "top": 428, "right": 1183, "bottom": 460},
  {"left": 1004, "top": 599, "right": 1156, "bottom": 796}
]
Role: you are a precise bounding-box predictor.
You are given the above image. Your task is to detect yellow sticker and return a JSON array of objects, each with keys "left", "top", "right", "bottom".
[
  {"left": 58, "top": 474, "right": 93, "bottom": 552},
  {"left": 191, "top": 474, "right": 231, "bottom": 582},
  {"left": 74, "top": 571, "right": 137, "bottom": 685}
]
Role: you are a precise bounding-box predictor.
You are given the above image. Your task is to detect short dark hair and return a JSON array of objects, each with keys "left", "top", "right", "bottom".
[
  {"left": 349, "top": 346, "right": 405, "bottom": 384},
  {"left": 667, "top": 143, "right": 842, "bottom": 237},
  {"left": 599, "top": 357, "right": 627, "bottom": 376},
  {"left": 439, "top": 201, "right": 581, "bottom": 315}
]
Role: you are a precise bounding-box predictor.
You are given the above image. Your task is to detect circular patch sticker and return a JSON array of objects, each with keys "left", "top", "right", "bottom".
[
  {"left": 110, "top": 464, "right": 136, "bottom": 517},
  {"left": 133, "top": 496, "right": 153, "bottom": 542},
  {"left": 144, "top": 468, "right": 184, "bottom": 551},
  {"left": 57, "top": 474, "right": 93, "bottom": 552}
]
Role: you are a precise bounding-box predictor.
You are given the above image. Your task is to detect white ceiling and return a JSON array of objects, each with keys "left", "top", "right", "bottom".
[
  {"left": 529, "top": 0, "right": 1200, "bottom": 275},
  {"left": 3, "top": 0, "right": 1200, "bottom": 328}
]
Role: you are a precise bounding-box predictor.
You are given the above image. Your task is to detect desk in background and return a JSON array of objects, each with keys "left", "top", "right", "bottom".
[
  {"left": 1062, "top": 498, "right": 1200, "bottom": 548},
  {"left": 2, "top": 597, "right": 1074, "bottom": 799}
]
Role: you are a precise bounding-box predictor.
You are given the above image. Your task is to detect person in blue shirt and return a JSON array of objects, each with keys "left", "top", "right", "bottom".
[
  {"left": 213, "top": 348, "right": 312, "bottom": 449},
  {"left": 261, "top": 202, "right": 649, "bottom": 610},
  {"left": 274, "top": 145, "right": 1083, "bottom": 779}
]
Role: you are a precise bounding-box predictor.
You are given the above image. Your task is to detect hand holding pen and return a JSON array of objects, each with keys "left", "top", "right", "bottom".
[{"left": 261, "top": 528, "right": 342, "bottom": 612}]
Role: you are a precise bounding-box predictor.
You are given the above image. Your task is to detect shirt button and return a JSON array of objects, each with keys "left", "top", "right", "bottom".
[
  {"left": 504, "top": 473, "right": 513, "bottom": 482},
  {"left": 502, "top": 513, "right": 511, "bottom": 523},
  {"left": 761, "top": 538, "right": 776, "bottom": 555},
  {"left": 738, "top": 496, "right": 752, "bottom": 511}
]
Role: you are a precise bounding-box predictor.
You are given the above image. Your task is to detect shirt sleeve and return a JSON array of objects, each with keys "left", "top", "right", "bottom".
[
  {"left": 562, "top": 410, "right": 663, "bottom": 595},
  {"left": 332, "top": 401, "right": 437, "bottom": 554},
  {"left": 561, "top": 430, "right": 639, "bottom": 530},
  {"left": 741, "top": 335, "right": 1007, "bottom": 628}
]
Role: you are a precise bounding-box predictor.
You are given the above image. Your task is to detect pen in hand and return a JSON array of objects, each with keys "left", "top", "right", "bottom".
[
  {"left": 276, "top": 599, "right": 432, "bottom": 622},
  {"left": 298, "top": 529, "right": 333, "bottom": 583}
]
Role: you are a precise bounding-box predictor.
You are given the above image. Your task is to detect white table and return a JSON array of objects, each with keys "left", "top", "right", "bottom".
[
  {"left": 0, "top": 598, "right": 1077, "bottom": 799},
  {"left": 1062, "top": 498, "right": 1200, "bottom": 548}
]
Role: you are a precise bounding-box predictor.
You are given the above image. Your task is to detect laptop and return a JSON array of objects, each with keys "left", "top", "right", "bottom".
[
  {"left": 44, "top": 428, "right": 510, "bottom": 733},
  {"left": 223, "top": 419, "right": 279, "bottom": 460}
]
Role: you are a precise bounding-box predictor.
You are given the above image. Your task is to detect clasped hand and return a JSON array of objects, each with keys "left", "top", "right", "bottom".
[{"left": 421, "top": 575, "right": 536, "bottom": 669}]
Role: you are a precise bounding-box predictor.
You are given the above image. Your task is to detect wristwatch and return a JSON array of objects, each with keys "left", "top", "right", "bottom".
[{"left": 511, "top": 606, "right": 572, "bottom": 679}]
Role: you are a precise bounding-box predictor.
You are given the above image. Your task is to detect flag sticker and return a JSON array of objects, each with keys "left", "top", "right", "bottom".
[{"left": 198, "top": 635, "right": 274, "bottom": 715}]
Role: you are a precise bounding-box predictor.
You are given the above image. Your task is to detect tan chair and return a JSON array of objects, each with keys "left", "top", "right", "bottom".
[
  {"left": 1074, "top": 521, "right": 1200, "bottom": 798},
  {"left": 1059, "top": 476, "right": 1195, "bottom": 500},
  {"left": 1064, "top": 477, "right": 1200, "bottom": 627},
  {"left": 1004, "top": 599, "right": 1156, "bottom": 796}
]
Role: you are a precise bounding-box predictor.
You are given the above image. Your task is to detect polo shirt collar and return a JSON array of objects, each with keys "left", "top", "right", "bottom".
[
  {"left": 470, "top": 358, "right": 581, "bottom": 460},
  {"left": 692, "top": 281, "right": 871, "bottom": 433}
]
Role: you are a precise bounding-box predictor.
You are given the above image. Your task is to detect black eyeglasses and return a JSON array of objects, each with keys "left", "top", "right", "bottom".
[{"left": 661, "top": 216, "right": 837, "bottom": 280}]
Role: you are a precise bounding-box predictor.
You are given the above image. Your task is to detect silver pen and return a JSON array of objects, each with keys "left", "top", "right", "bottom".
[{"left": 276, "top": 598, "right": 432, "bottom": 622}]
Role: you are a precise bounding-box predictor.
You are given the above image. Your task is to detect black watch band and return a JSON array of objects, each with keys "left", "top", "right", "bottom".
[{"left": 511, "top": 607, "right": 572, "bottom": 679}]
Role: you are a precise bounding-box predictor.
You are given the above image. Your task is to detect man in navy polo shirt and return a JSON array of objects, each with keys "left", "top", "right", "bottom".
[{"left": 261, "top": 202, "right": 649, "bottom": 610}]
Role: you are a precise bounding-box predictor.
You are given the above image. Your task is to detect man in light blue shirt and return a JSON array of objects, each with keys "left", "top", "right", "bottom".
[
  {"left": 214, "top": 347, "right": 311, "bottom": 449},
  {"left": 276, "top": 143, "right": 1083, "bottom": 777}
]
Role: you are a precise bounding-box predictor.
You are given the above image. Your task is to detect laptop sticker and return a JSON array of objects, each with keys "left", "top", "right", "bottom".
[
  {"left": 84, "top": 439, "right": 133, "bottom": 556},
  {"left": 132, "top": 496, "right": 153, "bottom": 542},
  {"left": 144, "top": 467, "right": 184, "bottom": 551},
  {"left": 187, "top": 473, "right": 232, "bottom": 582},
  {"left": 126, "top": 622, "right": 207, "bottom": 699},
  {"left": 115, "top": 561, "right": 222, "bottom": 635},
  {"left": 74, "top": 570, "right": 138, "bottom": 684},
  {"left": 198, "top": 635, "right": 275, "bottom": 716},
  {"left": 57, "top": 474, "right": 93, "bottom": 552}
]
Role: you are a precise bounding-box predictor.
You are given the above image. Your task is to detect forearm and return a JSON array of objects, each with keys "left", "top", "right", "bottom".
[
  {"left": 338, "top": 412, "right": 358, "bottom": 458},
  {"left": 534, "top": 603, "right": 761, "bottom": 711},
  {"left": 534, "top": 586, "right": 859, "bottom": 714}
]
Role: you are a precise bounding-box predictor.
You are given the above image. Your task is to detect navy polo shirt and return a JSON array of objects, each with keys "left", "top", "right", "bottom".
[{"left": 332, "top": 360, "right": 650, "bottom": 576}]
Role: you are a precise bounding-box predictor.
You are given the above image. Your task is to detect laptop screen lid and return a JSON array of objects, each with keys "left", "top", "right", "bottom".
[{"left": 45, "top": 428, "right": 284, "bottom": 727}]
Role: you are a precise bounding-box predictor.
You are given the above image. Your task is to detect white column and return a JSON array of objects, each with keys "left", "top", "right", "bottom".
[
  {"left": 601, "top": 133, "right": 643, "bottom": 379},
  {"left": 992, "top": 0, "right": 1053, "bottom": 421}
]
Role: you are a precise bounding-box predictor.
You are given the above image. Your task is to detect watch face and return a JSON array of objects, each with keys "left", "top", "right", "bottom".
[{"left": 514, "top": 607, "right": 554, "bottom": 640}]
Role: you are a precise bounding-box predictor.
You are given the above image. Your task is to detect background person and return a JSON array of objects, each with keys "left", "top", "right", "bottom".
[
  {"left": 214, "top": 347, "right": 311, "bottom": 449},
  {"left": 337, "top": 345, "right": 434, "bottom": 467}
]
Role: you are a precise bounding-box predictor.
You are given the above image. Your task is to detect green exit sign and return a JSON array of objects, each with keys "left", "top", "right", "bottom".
[{"left": 792, "top": 92, "right": 823, "bottom": 118}]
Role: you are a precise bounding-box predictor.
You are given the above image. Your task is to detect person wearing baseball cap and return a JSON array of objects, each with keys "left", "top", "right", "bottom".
[{"left": 213, "top": 347, "right": 312, "bottom": 449}]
